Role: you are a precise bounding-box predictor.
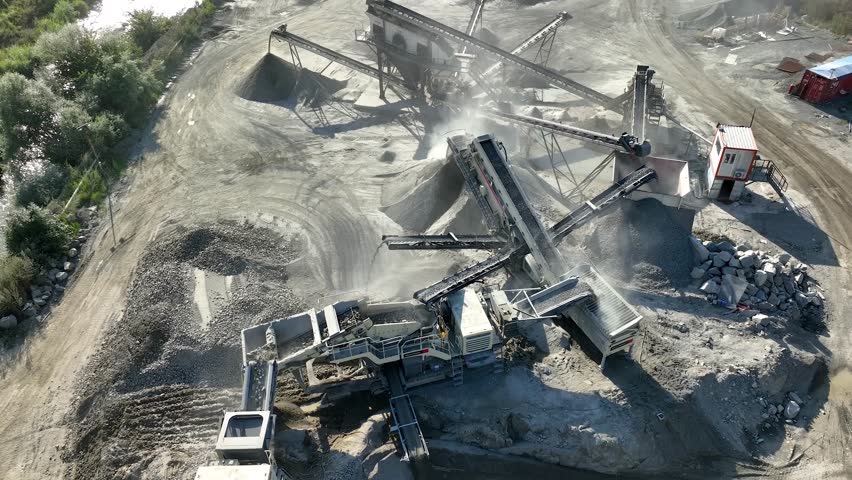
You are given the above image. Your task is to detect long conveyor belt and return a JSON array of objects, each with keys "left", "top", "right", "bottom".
[
  {"left": 482, "top": 108, "right": 630, "bottom": 150},
  {"left": 414, "top": 166, "right": 657, "bottom": 304},
  {"left": 366, "top": 0, "right": 613, "bottom": 107},
  {"left": 631, "top": 66, "right": 650, "bottom": 143},
  {"left": 270, "top": 26, "right": 411, "bottom": 90},
  {"left": 475, "top": 136, "right": 564, "bottom": 283},
  {"left": 382, "top": 234, "right": 504, "bottom": 250},
  {"left": 479, "top": 12, "right": 572, "bottom": 79}
]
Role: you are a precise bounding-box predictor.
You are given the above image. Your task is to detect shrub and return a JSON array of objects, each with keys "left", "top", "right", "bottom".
[
  {"left": 14, "top": 162, "right": 68, "bottom": 207},
  {"left": 0, "top": 44, "right": 35, "bottom": 75},
  {"left": 0, "top": 255, "right": 34, "bottom": 315},
  {"left": 66, "top": 166, "right": 106, "bottom": 207},
  {"left": 128, "top": 10, "right": 173, "bottom": 52},
  {"left": 5, "top": 206, "right": 72, "bottom": 265}
]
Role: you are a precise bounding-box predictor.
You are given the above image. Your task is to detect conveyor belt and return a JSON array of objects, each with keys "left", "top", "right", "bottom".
[
  {"left": 550, "top": 166, "right": 657, "bottom": 243},
  {"left": 474, "top": 136, "right": 563, "bottom": 283},
  {"left": 479, "top": 12, "right": 572, "bottom": 79},
  {"left": 270, "top": 26, "right": 411, "bottom": 90},
  {"left": 630, "top": 66, "right": 651, "bottom": 142},
  {"left": 464, "top": 0, "right": 485, "bottom": 38},
  {"left": 414, "top": 252, "right": 511, "bottom": 304},
  {"left": 366, "top": 0, "right": 612, "bottom": 106},
  {"left": 385, "top": 365, "right": 429, "bottom": 461},
  {"left": 382, "top": 234, "right": 504, "bottom": 250},
  {"left": 241, "top": 361, "right": 278, "bottom": 412},
  {"left": 449, "top": 137, "right": 501, "bottom": 231},
  {"left": 415, "top": 166, "right": 657, "bottom": 304},
  {"left": 482, "top": 108, "right": 626, "bottom": 150}
]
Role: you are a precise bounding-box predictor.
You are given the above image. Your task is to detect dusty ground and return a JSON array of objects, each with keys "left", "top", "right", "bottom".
[{"left": 0, "top": 0, "right": 851, "bottom": 479}]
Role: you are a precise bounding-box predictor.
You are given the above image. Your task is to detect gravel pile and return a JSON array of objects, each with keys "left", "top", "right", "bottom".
[
  {"left": 65, "top": 222, "right": 305, "bottom": 480},
  {"left": 574, "top": 198, "right": 692, "bottom": 289}
]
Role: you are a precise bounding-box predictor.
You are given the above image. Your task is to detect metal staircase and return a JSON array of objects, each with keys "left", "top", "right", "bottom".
[{"left": 451, "top": 357, "right": 464, "bottom": 386}]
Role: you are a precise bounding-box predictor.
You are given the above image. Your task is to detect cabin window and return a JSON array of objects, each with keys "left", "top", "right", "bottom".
[{"left": 724, "top": 152, "right": 737, "bottom": 164}]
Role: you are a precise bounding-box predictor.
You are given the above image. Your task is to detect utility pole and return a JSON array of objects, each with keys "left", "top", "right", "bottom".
[{"left": 84, "top": 134, "right": 117, "bottom": 248}]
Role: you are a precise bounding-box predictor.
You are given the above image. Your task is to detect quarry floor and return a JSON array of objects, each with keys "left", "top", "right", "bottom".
[{"left": 0, "top": 0, "right": 851, "bottom": 479}]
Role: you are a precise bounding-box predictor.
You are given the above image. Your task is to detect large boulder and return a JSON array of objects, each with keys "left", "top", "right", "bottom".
[
  {"left": 700, "top": 280, "right": 721, "bottom": 294},
  {"left": 691, "top": 267, "right": 706, "bottom": 279},
  {"left": 784, "top": 401, "right": 800, "bottom": 419},
  {"left": 0, "top": 315, "right": 18, "bottom": 329},
  {"left": 718, "top": 251, "right": 733, "bottom": 263},
  {"left": 754, "top": 270, "right": 768, "bottom": 286}
]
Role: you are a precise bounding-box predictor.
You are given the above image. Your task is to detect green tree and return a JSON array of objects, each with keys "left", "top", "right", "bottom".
[
  {"left": 5, "top": 206, "right": 72, "bottom": 265},
  {"left": 33, "top": 24, "right": 100, "bottom": 94},
  {"left": 0, "top": 72, "right": 58, "bottom": 162},
  {"left": 127, "top": 9, "right": 172, "bottom": 52}
]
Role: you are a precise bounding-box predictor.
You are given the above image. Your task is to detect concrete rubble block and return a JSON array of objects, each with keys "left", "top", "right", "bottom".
[
  {"left": 56, "top": 272, "right": 69, "bottom": 282},
  {"left": 745, "top": 284, "right": 758, "bottom": 296},
  {"left": 691, "top": 267, "right": 706, "bottom": 279},
  {"left": 68, "top": 248, "right": 78, "bottom": 258},
  {"left": 63, "top": 261, "right": 74, "bottom": 272},
  {"left": 779, "top": 253, "right": 792, "bottom": 265},
  {"left": 761, "top": 263, "right": 777, "bottom": 275},
  {"left": 807, "top": 293, "right": 823, "bottom": 307},
  {"left": 740, "top": 253, "right": 756, "bottom": 269},
  {"left": 757, "top": 302, "right": 774, "bottom": 311},
  {"left": 701, "top": 260, "right": 713, "bottom": 270},
  {"left": 728, "top": 257, "right": 742, "bottom": 268},
  {"left": 737, "top": 243, "right": 752, "bottom": 251},
  {"left": 716, "top": 241, "right": 736, "bottom": 253},
  {"left": 794, "top": 272, "right": 805, "bottom": 285},
  {"left": 754, "top": 270, "right": 768, "bottom": 287},
  {"left": 720, "top": 274, "right": 748, "bottom": 305},
  {"left": 721, "top": 266, "right": 737, "bottom": 276},
  {"left": 707, "top": 267, "right": 722, "bottom": 276},
  {"left": 789, "top": 392, "right": 803, "bottom": 404},
  {"left": 784, "top": 401, "right": 800, "bottom": 419},
  {"left": 705, "top": 241, "right": 720, "bottom": 252},
  {"left": 755, "top": 290, "right": 768, "bottom": 302},
  {"left": 773, "top": 275, "right": 784, "bottom": 287},
  {"left": 689, "top": 236, "right": 711, "bottom": 262},
  {"left": 783, "top": 279, "right": 795, "bottom": 295},
  {"left": 768, "top": 293, "right": 781, "bottom": 306},
  {"left": 736, "top": 269, "right": 747, "bottom": 279},
  {"left": 712, "top": 255, "right": 726, "bottom": 268},
  {"left": 752, "top": 314, "right": 771, "bottom": 327},
  {"left": 700, "top": 280, "right": 721, "bottom": 294},
  {"left": 48, "top": 268, "right": 59, "bottom": 281},
  {"left": 0, "top": 315, "right": 17, "bottom": 329},
  {"left": 718, "top": 251, "right": 733, "bottom": 263}
]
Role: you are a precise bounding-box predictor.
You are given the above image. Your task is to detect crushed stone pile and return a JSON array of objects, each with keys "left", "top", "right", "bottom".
[
  {"left": 570, "top": 198, "right": 692, "bottom": 289},
  {"left": 64, "top": 222, "right": 305, "bottom": 480}
]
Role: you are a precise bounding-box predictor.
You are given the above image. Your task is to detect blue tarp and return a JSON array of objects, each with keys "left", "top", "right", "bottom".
[{"left": 809, "top": 54, "right": 852, "bottom": 79}]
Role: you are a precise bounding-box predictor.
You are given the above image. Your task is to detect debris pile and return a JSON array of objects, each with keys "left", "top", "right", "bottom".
[{"left": 689, "top": 236, "right": 824, "bottom": 322}]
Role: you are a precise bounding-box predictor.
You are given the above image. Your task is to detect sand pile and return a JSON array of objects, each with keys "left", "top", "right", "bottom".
[
  {"left": 237, "top": 54, "right": 346, "bottom": 104},
  {"left": 380, "top": 159, "right": 464, "bottom": 232}
]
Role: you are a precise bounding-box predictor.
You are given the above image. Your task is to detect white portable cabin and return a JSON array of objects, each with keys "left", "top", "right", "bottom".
[{"left": 707, "top": 124, "right": 759, "bottom": 201}]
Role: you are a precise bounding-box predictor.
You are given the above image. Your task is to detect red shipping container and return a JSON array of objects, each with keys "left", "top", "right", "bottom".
[{"left": 791, "top": 55, "right": 852, "bottom": 104}]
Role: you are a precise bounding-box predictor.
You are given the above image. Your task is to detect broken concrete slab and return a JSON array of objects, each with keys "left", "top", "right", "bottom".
[{"left": 701, "top": 280, "right": 721, "bottom": 294}]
